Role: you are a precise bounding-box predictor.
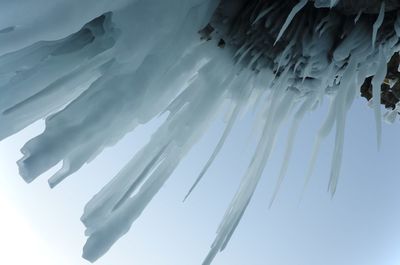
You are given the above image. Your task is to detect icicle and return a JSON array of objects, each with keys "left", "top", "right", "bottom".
[
  {"left": 302, "top": 83, "right": 339, "bottom": 198},
  {"left": 81, "top": 53, "right": 237, "bottom": 261},
  {"left": 395, "top": 12, "right": 400, "bottom": 37},
  {"left": 269, "top": 93, "right": 316, "bottom": 207},
  {"left": 203, "top": 88, "right": 297, "bottom": 265},
  {"left": 371, "top": 47, "right": 388, "bottom": 149},
  {"left": 328, "top": 58, "right": 358, "bottom": 196},
  {"left": 0, "top": 53, "right": 113, "bottom": 141},
  {"left": 236, "top": 43, "right": 254, "bottom": 65},
  {"left": 372, "top": 1, "right": 385, "bottom": 49},
  {"left": 330, "top": 0, "right": 339, "bottom": 8},
  {"left": 316, "top": 14, "right": 334, "bottom": 37},
  {"left": 384, "top": 108, "right": 398, "bottom": 124},
  {"left": 274, "top": 0, "right": 308, "bottom": 46},
  {"left": 2, "top": 1, "right": 400, "bottom": 264},
  {"left": 276, "top": 39, "right": 295, "bottom": 72},
  {"left": 183, "top": 103, "right": 240, "bottom": 202},
  {"left": 354, "top": 8, "right": 364, "bottom": 24},
  {"left": 83, "top": 144, "right": 179, "bottom": 262},
  {"left": 252, "top": 2, "right": 280, "bottom": 25}
]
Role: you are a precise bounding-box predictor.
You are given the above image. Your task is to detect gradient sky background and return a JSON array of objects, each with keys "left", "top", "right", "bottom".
[{"left": 1, "top": 95, "right": 400, "bottom": 265}]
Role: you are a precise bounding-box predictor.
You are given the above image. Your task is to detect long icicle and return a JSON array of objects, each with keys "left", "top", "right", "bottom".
[{"left": 274, "top": 0, "right": 308, "bottom": 45}]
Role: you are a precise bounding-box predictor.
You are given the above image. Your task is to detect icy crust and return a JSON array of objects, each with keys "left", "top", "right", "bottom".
[{"left": 0, "top": 0, "right": 400, "bottom": 264}]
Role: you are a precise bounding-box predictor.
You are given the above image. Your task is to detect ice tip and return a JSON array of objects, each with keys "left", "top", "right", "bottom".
[
  {"left": 327, "top": 181, "right": 337, "bottom": 199},
  {"left": 48, "top": 179, "right": 58, "bottom": 189},
  {"left": 82, "top": 250, "right": 97, "bottom": 264},
  {"left": 268, "top": 191, "right": 279, "bottom": 209},
  {"left": 82, "top": 240, "right": 101, "bottom": 263},
  {"left": 17, "top": 157, "right": 34, "bottom": 184},
  {"left": 182, "top": 186, "right": 195, "bottom": 202}
]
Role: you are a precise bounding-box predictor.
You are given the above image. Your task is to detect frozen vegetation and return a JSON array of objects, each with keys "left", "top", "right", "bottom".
[{"left": 0, "top": 0, "right": 400, "bottom": 264}]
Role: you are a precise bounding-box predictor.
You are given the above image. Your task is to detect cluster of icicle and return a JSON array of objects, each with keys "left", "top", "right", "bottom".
[{"left": 0, "top": 0, "right": 399, "bottom": 264}]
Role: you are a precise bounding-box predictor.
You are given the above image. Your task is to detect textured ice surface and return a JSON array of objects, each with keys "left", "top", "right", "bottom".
[{"left": 0, "top": 0, "right": 399, "bottom": 264}]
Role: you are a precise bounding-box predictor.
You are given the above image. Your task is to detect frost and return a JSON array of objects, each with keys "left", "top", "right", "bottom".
[{"left": 0, "top": 0, "right": 399, "bottom": 264}]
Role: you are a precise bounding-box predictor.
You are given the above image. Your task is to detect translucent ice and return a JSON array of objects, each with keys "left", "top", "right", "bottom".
[{"left": 0, "top": 0, "right": 399, "bottom": 264}]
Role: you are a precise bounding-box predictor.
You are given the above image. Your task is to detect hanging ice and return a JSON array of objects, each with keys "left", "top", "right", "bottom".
[{"left": 1, "top": 0, "right": 400, "bottom": 264}]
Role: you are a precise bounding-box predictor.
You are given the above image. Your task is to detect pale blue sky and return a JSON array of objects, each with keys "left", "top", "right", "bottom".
[{"left": 1, "top": 96, "right": 400, "bottom": 265}]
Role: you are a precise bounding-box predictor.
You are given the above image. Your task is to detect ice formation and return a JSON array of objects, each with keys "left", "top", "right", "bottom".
[{"left": 1, "top": 0, "right": 400, "bottom": 264}]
